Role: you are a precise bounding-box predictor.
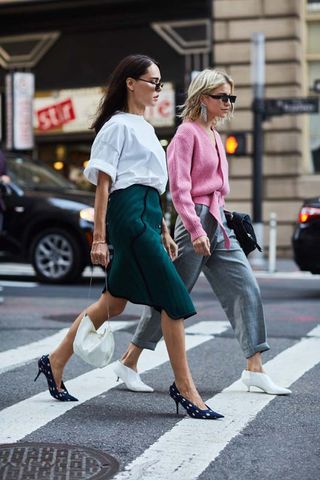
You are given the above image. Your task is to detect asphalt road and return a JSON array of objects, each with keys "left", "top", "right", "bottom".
[{"left": 0, "top": 265, "right": 319, "bottom": 480}]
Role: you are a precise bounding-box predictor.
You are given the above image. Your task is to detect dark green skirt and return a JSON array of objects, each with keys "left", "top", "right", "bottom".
[{"left": 106, "top": 184, "right": 196, "bottom": 320}]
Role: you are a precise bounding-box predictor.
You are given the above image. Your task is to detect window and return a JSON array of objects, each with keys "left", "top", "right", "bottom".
[{"left": 307, "top": 0, "right": 320, "bottom": 12}]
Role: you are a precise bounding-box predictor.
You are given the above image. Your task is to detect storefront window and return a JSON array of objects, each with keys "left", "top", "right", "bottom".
[
  {"left": 37, "top": 143, "right": 93, "bottom": 191},
  {"left": 33, "top": 83, "right": 176, "bottom": 188}
]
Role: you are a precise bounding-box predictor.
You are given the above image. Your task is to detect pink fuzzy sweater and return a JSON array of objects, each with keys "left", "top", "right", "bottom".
[{"left": 167, "top": 121, "right": 230, "bottom": 247}]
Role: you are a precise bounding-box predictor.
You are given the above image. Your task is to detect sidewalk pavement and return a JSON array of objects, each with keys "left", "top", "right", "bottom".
[
  {"left": 0, "top": 258, "right": 300, "bottom": 279},
  {"left": 0, "top": 263, "right": 105, "bottom": 278}
]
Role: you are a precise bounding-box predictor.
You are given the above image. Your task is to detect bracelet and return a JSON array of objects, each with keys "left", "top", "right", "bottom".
[{"left": 92, "top": 240, "right": 106, "bottom": 245}]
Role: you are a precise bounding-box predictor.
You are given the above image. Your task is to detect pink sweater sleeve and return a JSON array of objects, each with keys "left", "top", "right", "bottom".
[{"left": 167, "top": 133, "right": 207, "bottom": 241}]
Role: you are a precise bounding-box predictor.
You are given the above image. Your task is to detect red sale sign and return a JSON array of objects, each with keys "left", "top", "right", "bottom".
[{"left": 37, "top": 98, "right": 75, "bottom": 131}]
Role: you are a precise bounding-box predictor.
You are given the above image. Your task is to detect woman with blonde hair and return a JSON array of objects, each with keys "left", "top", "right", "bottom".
[{"left": 115, "top": 68, "right": 291, "bottom": 396}]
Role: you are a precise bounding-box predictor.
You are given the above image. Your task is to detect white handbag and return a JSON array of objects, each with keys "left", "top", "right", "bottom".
[{"left": 73, "top": 313, "right": 115, "bottom": 368}]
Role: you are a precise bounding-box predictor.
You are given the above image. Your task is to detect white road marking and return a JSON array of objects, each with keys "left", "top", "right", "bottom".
[
  {"left": 0, "top": 264, "right": 104, "bottom": 278},
  {"left": 186, "top": 321, "right": 229, "bottom": 336},
  {"left": 198, "top": 270, "right": 320, "bottom": 281},
  {"left": 0, "top": 321, "right": 138, "bottom": 375},
  {"left": 0, "top": 321, "right": 229, "bottom": 443},
  {"left": 114, "top": 325, "right": 320, "bottom": 480},
  {"left": 254, "top": 271, "right": 320, "bottom": 280},
  {"left": 0, "top": 264, "right": 35, "bottom": 275},
  {"left": 2, "top": 263, "right": 318, "bottom": 281},
  {"left": 307, "top": 325, "right": 320, "bottom": 337},
  {"left": 0, "top": 280, "right": 38, "bottom": 288}
]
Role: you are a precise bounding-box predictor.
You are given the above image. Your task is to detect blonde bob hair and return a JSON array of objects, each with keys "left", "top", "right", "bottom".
[{"left": 180, "top": 69, "right": 234, "bottom": 122}]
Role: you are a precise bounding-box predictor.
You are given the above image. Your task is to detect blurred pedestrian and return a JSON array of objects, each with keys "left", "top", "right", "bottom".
[
  {"left": 117, "top": 69, "right": 291, "bottom": 396},
  {"left": 35, "top": 55, "right": 223, "bottom": 420},
  {"left": 0, "top": 148, "right": 10, "bottom": 233},
  {"left": 0, "top": 147, "right": 10, "bottom": 304}
]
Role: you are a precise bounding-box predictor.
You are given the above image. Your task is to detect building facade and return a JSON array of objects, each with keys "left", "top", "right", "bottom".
[
  {"left": 213, "top": 0, "right": 320, "bottom": 255},
  {"left": 0, "top": 0, "right": 319, "bottom": 255},
  {"left": 0, "top": 0, "right": 209, "bottom": 188}
]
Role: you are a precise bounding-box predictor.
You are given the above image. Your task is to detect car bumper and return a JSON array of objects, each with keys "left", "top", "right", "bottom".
[{"left": 292, "top": 225, "right": 320, "bottom": 273}]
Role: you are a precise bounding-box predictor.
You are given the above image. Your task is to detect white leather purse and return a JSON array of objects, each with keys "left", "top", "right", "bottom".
[{"left": 73, "top": 312, "right": 114, "bottom": 368}]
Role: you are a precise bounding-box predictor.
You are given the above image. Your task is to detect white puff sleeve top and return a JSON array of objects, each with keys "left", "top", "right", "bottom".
[{"left": 84, "top": 112, "right": 168, "bottom": 195}]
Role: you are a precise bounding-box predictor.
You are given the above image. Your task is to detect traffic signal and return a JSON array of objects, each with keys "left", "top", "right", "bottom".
[{"left": 225, "top": 132, "right": 246, "bottom": 156}]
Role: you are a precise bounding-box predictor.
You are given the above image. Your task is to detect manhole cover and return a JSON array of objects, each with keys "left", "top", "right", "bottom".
[{"left": 0, "top": 443, "right": 119, "bottom": 479}]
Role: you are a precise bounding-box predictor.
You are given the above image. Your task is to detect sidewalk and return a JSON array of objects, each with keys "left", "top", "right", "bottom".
[
  {"left": 0, "top": 263, "right": 105, "bottom": 278},
  {"left": 0, "top": 258, "right": 301, "bottom": 279}
]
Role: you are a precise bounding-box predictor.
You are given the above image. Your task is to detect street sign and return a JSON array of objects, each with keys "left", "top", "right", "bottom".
[
  {"left": 37, "top": 98, "right": 75, "bottom": 131},
  {"left": 264, "top": 97, "right": 319, "bottom": 116}
]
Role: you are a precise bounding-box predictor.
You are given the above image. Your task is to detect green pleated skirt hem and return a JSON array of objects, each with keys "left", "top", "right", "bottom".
[{"left": 105, "top": 184, "right": 196, "bottom": 320}]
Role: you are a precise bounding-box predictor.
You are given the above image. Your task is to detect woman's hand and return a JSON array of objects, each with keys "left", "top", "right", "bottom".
[
  {"left": 0, "top": 175, "right": 11, "bottom": 184},
  {"left": 192, "top": 236, "right": 211, "bottom": 256},
  {"left": 162, "top": 232, "right": 178, "bottom": 261},
  {"left": 90, "top": 242, "right": 110, "bottom": 267}
]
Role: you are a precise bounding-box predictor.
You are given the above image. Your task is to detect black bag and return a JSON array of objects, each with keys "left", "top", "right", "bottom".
[{"left": 224, "top": 210, "right": 262, "bottom": 256}]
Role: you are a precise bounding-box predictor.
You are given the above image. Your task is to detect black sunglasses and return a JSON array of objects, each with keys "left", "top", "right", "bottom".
[
  {"left": 137, "top": 78, "right": 164, "bottom": 92},
  {"left": 208, "top": 94, "right": 237, "bottom": 104}
]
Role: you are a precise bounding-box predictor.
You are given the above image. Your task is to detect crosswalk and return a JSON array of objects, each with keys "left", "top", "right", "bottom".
[
  {"left": 0, "top": 321, "right": 138, "bottom": 375},
  {"left": 0, "top": 322, "right": 229, "bottom": 444},
  {"left": 0, "top": 317, "right": 319, "bottom": 479},
  {"left": 115, "top": 325, "right": 320, "bottom": 479}
]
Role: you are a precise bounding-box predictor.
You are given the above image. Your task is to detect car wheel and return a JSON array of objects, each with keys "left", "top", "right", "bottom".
[{"left": 30, "top": 228, "right": 85, "bottom": 284}]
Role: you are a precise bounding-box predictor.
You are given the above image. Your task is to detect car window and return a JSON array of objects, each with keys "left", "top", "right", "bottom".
[{"left": 7, "top": 157, "right": 76, "bottom": 190}]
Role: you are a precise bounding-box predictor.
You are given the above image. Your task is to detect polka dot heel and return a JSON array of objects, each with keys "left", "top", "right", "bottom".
[
  {"left": 34, "top": 354, "right": 78, "bottom": 402},
  {"left": 169, "top": 382, "right": 224, "bottom": 420}
]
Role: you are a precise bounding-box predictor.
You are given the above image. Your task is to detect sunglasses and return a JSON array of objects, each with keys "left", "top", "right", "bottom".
[
  {"left": 137, "top": 78, "right": 164, "bottom": 92},
  {"left": 208, "top": 94, "right": 237, "bottom": 104}
]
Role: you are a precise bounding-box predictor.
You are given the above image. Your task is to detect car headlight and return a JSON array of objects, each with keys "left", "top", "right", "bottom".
[{"left": 80, "top": 207, "right": 94, "bottom": 222}]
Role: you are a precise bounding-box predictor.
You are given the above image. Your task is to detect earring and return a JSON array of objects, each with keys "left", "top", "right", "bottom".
[{"left": 200, "top": 103, "right": 207, "bottom": 122}]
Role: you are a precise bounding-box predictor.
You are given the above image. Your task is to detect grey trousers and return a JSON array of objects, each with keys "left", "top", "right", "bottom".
[{"left": 132, "top": 205, "right": 270, "bottom": 359}]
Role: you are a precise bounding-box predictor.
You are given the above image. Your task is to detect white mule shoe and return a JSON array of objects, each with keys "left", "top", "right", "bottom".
[
  {"left": 241, "top": 370, "right": 291, "bottom": 395},
  {"left": 113, "top": 360, "right": 154, "bottom": 392}
]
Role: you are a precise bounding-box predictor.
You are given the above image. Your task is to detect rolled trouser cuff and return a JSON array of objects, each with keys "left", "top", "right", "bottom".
[
  {"left": 244, "top": 342, "right": 270, "bottom": 359},
  {"left": 131, "top": 338, "right": 159, "bottom": 351}
]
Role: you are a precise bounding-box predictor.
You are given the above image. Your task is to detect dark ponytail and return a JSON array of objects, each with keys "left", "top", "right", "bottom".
[{"left": 91, "top": 54, "right": 160, "bottom": 134}]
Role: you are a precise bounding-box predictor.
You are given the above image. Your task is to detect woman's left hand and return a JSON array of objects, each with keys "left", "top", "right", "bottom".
[{"left": 162, "top": 233, "right": 178, "bottom": 261}]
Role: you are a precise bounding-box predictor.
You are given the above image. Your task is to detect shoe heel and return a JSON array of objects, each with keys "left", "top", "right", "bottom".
[
  {"left": 36, "top": 354, "right": 78, "bottom": 402},
  {"left": 169, "top": 382, "right": 223, "bottom": 420}
]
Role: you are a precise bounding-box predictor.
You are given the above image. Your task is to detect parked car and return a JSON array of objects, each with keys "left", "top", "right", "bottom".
[
  {"left": 292, "top": 197, "right": 320, "bottom": 274},
  {"left": 0, "top": 153, "right": 95, "bottom": 284}
]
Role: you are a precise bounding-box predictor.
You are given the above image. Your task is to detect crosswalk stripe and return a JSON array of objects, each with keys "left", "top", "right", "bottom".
[
  {"left": 307, "top": 325, "right": 320, "bottom": 337},
  {"left": 0, "top": 320, "right": 138, "bottom": 375},
  {"left": 254, "top": 272, "right": 320, "bottom": 280},
  {"left": 0, "top": 280, "right": 38, "bottom": 287},
  {"left": 184, "top": 321, "right": 229, "bottom": 336},
  {"left": 113, "top": 325, "right": 320, "bottom": 480},
  {"left": 0, "top": 321, "right": 230, "bottom": 443},
  {"left": 0, "top": 264, "right": 104, "bottom": 278}
]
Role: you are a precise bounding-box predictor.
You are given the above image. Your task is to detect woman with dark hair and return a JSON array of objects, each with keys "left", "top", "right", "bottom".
[{"left": 35, "top": 54, "right": 223, "bottom": 420}]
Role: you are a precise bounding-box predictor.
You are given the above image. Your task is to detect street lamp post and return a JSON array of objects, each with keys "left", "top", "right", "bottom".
[{"left": 251, "top": 32, "right": 265, "bottom": 267}]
